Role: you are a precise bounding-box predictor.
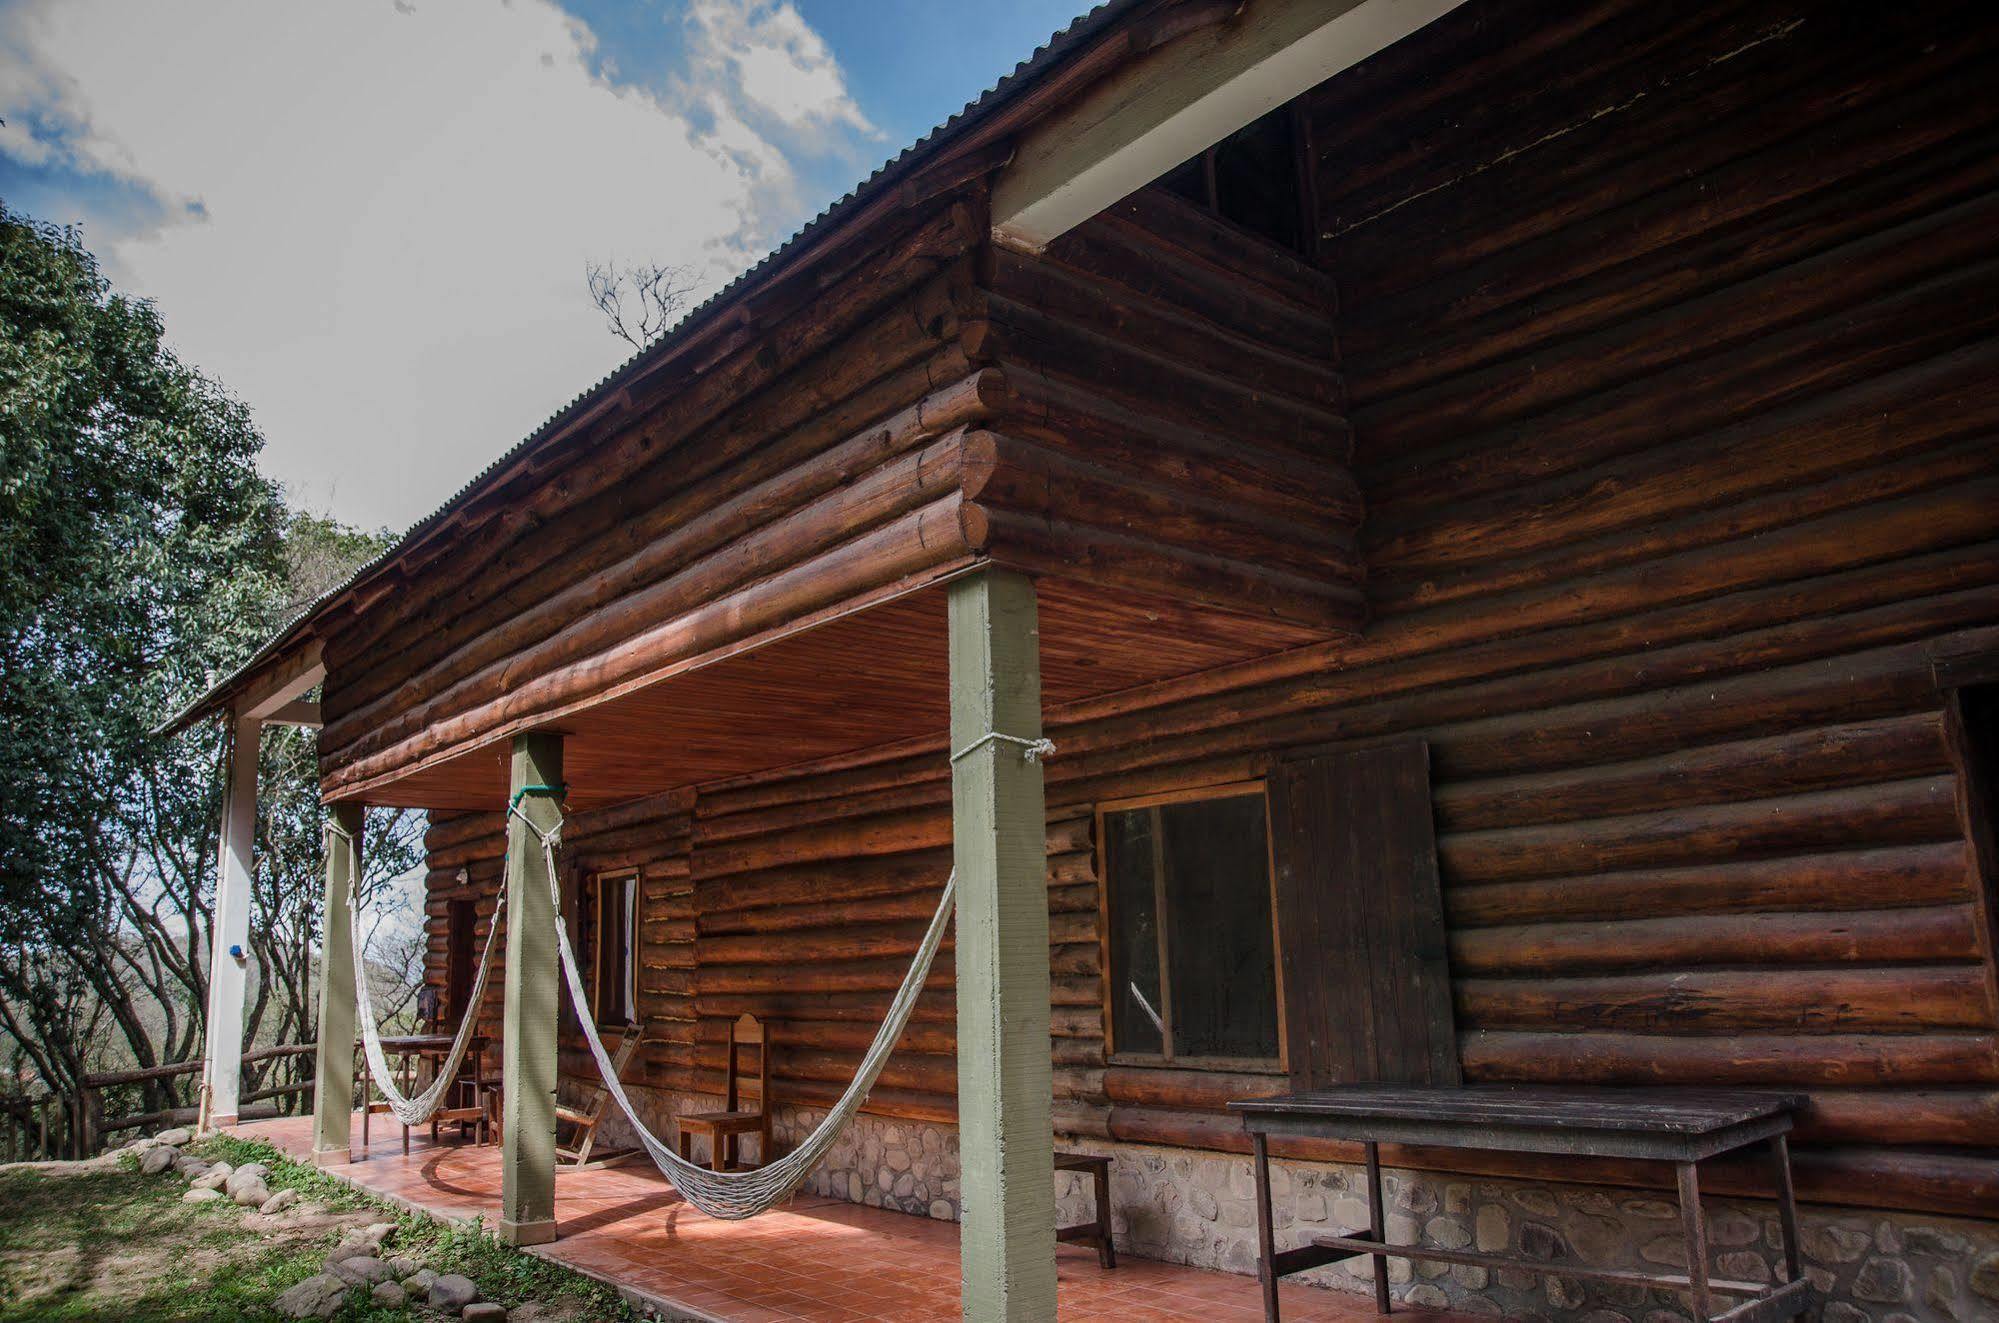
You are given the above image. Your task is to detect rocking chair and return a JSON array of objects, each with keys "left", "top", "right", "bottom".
[{"left": 555, "top": 1024, "right": 644, "bottom": 1169}]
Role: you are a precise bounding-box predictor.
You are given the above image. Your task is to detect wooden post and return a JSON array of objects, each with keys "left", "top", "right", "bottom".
[
  {"left": 1365, "top": 1141, "right": 1391, "bottom": 1314},
  {"left": 311, "top": 802, "right": 362, "bottom": 1165},
  {"left": 202, "top": 712, "right": 261, "bottom": 1130},
  {"left": 948, "top": 568, "right": 1057, "bottom": 1321},
  {"left": 501, "top": 731, "right": 564, "bottom": 1246},
  {"left": 1678, "top": 1161, "right": 1713, "bottom": 1323},
  {"left": 1253, "top": 1133, "right": 1279, "bottom": 1321}
]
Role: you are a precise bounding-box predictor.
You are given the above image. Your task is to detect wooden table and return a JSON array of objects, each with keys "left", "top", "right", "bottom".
[{"left": 1228, "top": 1086, "right": 1812, "bottom": 1323}]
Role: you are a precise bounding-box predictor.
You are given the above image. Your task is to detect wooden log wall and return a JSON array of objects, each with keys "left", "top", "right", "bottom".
[
  {"left": 422, "top": 809, "right": 508, "bottom": 1051},
  {"left": 961, "top": 187, "right": 1366, "bottom": 634},
  {"left": 1312, "top": 0, "right": 1999, "bottom": 1158},
  {"left": 684, "top": 804, "right": 1100, "bottom": 1122},
  {"left": 320, "top": 186, "right": 1368, "bottom": 806},
  {"left": 320, "top": 198, "right": 994, "bottom": 803},
  {"left": 412, "top": 0, "right": 1999, "bottom": 1219},
  {"left": 421, "top": 793, "right": 697, "bottom": 1084}
]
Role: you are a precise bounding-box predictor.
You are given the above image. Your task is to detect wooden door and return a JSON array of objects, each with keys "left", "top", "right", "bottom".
[{"left": 444, "top": 898, "right": 476, "bottom": 1022}]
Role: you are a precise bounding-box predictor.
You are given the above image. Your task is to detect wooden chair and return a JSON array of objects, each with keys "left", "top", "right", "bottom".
[
  {"left": 676, "top": 1014, "right": 772, "bottom": 1172},
  {"left": 428, "top": 1044, "right": 489, "bottom": 1148},
  {"left": 556, "top": 1025, "right": 644, "bottom": 1169}
]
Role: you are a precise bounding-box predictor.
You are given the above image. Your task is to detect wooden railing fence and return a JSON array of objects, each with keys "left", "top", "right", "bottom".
[
  {"left": 70, "top": 1042, "right": 318, "bottom": 1157},
  {"left": 0, "top": 1092, "right": 59, "bottom": 1163}
]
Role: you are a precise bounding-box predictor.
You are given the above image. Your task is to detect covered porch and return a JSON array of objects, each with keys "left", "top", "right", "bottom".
[{"left": 244, "top": 1113, "right": 1446, "bottom": 1323}]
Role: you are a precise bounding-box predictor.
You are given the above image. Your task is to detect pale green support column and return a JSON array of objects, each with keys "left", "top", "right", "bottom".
[
  {"left": 501, "top": 731, "right": 564, "bottom": 1246},
  {"left": 311, "top": 802, "right": 362, "bottom": 1166},
  {"left": 948, "top": 568, "right": 1057, "bottom": 1321}
]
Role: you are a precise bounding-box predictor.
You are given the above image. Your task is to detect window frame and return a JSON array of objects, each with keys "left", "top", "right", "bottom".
[
  {"left": 1937, "top": 649, "right": 1999, "bottom": 1025},
  {"left": 1094, "top": 780, "right": 1288, "bottom": 1074},
  {"left": 584, "top": 868, "right": 639, "bottom": 1029}
]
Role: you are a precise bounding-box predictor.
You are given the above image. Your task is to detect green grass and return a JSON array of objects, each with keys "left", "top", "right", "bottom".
[{"left": 0, "top": 1138, "right": 639, "bottom": 1322}]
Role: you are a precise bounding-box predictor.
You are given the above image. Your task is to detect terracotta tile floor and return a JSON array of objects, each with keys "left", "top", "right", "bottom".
[{"left": 241, "top": 1115, "right": 1480, "bottom": 1323}]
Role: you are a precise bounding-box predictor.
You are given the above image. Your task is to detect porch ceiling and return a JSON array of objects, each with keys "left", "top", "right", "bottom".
[{"left": 353, "top": 573, "right": 1324, "bottom": 811}]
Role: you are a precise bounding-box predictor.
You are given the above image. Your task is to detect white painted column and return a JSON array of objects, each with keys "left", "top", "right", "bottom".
[
  {"left": 202, "top": 712, "right": 261, "bottom": 1130},
  {"left": 949, "top": 569, "right": 1057, "bottom": 1321}
]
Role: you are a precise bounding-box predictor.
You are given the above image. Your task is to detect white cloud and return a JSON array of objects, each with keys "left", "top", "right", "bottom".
[
  {"left": 0, "top": 0, "right": 871, "bottom": 530},
  {"left": 686, "top": 0, "right": 876, "bottom": 141}
]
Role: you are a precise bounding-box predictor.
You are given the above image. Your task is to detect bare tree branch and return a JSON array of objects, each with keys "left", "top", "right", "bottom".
[{"left": 586, "top": 259, "right": 700, "bottom": 350}]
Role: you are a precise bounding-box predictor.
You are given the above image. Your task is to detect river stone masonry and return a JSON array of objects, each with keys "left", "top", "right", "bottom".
[{"left": 597, "top": 1083, "right": 1997, "bottom": 1323}]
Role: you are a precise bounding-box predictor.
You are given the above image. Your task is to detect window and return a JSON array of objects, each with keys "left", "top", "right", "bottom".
[
  {"left": 583, "top": 871, "right": 637, "bottom": 1026},
  {"left": 1100, "top": 786, "right": 1281, "bottom": 1067},
  {"left": 1155, "top": 103, "right": 1312, "bottom": 254}
]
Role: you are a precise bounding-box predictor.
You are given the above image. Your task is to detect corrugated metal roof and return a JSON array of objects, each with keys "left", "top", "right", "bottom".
[{"left": 161, "top": 0, "right": 1147, "bottom": 736}]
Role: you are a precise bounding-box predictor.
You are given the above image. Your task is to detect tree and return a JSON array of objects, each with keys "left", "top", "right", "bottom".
[
  {"left": 585, "top": 258, "right": 699, "bottom": 349},
  {"left": 0, "top": 206, "right": 422, "bottom": 1147}
]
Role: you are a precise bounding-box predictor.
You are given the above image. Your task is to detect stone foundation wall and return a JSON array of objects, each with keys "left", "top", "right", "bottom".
[{"left": 586, "top": 1082, "right": 1999, "bottom": 1323}]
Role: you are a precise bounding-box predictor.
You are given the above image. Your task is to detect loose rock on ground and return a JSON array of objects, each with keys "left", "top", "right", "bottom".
[
  {"left": 191, "top": 1163, "right": 233, "bottom": 1191},
  {"left": 230, "top": 1178, "right": 272, "bottom": 1207},
  {"left": 429, "top": 1272, "right": 480, "bottom": 1312},
  {"left": 330, "top": 1221, "right": 394, "bottom": 1261},
  {"left": 273, "top": 1272, "right": 349, "bottom": 1320},
  {"left": 331, "top": 1254, "right": 394, "bottom": 1286}
]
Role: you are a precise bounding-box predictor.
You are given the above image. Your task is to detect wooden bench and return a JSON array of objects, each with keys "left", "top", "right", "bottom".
[
  {"left": 1229, "top": 1086, "right": 1812, "bottom": 1323},
  {"left": 1055, "top": 1151, "right": 1115, "bottom": 1269}
]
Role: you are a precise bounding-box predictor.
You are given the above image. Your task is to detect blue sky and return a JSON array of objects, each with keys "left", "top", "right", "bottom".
[
  {"left": 0, "top": 0, "right": 1088, "bottom": 529},
  {"left": 558, "top": 0, "right": 1086, "bottom": 220}
]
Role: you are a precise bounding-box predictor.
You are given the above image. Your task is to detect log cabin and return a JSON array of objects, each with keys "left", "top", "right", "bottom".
[{"left": 170, "top": 0, "right": 1999, "bottom": 1319}]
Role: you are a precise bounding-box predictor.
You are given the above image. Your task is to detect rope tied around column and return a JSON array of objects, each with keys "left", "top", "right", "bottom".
[{"left": 949, "top": 731, "right": 1056, "bottom": 765}]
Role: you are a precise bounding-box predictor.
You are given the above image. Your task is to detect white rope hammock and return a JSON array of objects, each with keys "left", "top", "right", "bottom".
[
  {"left": 339, "top": 823, "right": 507, "bottom": 1127},
  {"left": 341, "top": 726, "right": 1045, "bottom": 1221},
  {"left": 517, "top": 803, "right": 956, "bottom": 1220}
]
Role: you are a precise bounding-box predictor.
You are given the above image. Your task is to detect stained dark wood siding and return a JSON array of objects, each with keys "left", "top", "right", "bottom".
[{"left": 410, "top": 0, "right": 1999, "bottom": 1217}]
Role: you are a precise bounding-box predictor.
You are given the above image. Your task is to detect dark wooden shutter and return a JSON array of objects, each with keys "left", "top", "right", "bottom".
[{"left": 1268, "top": 737, "right": 1460, "bottom": 1088}]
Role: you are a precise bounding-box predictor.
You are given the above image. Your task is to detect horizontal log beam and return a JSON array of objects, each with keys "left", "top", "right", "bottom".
[{"left": 991, "top": 0, "right": 1464, "bottom": 249}]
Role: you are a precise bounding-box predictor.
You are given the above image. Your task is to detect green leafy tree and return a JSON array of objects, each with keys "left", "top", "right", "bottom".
[{"left": 0, "top": 206, "right": 420, "bottom": 1145}]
